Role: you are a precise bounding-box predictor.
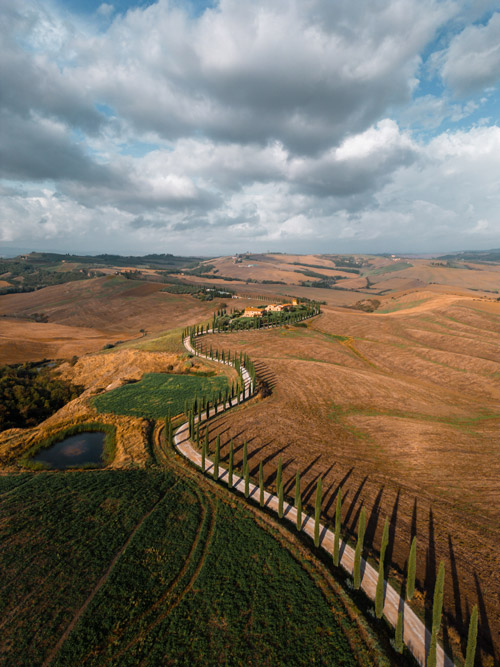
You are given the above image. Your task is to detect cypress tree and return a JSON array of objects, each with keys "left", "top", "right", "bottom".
[
  {"left": 201, "top": 433, "right": 206, "bottom": 472},
  {"left": 196, "top": 421, "right": 200, "bottom": 448},
  {"left": 333, "top": 490, "right": 342, "bottom": 567},
  {"left": 406, "top": 536, "right": 417, "bottom": 600},
  {"left": 464, "top": 605, "right": 478, "bottom": 667},
  {"left": 353, "top": 508, "right": 366, "bottom": 589},
  {"left": 204, "top": 428, "right": 209, "bottom": 455},
  {"left": 395, "top": 611, "right": 404, "bottom": 653},
  {"left": 294, "top": 470, "right": 301, "bottom": 508},
  {"left": 276, "top": 456, "right": 282, "bottom": 493},
  {"left": 259, "top": 462, "right": 264, "bottom": 507},
  {"left": 213, "top": 435, "right": 220, "bottom": 480},
  {"left": 278, "top": 481, "right": 284, "bottom": 519},
  {"left": 314, "top": 477, "right": 322, "bottom": 548},
  {"left": 243, "top": 442, "right": 249, "bottom": 497},
  {"left": 243, "top": 441, "right": 247, "bottom": 476},
  {"left": 375, "top": 517, "right": 390, "bottom": 618},
  {"left": 244, "top": 459, "right": 249, "bottom": 498},
  {"left": 427, "top": 631, "right": 438, "bottom": 667},
  {"left": 427, "top": 561, "right": 445, "bottom": 667},
  {"left": 296, "top": 492, "right": 302, "bottom": 531},
  {"left": 228, "top": 439, "right": 234, "bottom": 488},
  {"left": 432, "top": 561, "right": 445, "bottom": 634}
]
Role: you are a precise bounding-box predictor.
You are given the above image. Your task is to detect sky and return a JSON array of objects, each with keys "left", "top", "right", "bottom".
[{"left": 1, "top": 0, "right": 500, "bottom": 256}]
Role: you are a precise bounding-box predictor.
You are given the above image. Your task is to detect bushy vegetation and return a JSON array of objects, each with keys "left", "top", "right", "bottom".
[
  {"left": 0, "top": 259, "right": 97, "bottom": 294},
  {"left": 161, "top": 283, "right": 234, "bottom": 300},
  {"left": 208, "top": 303, "right": 320, "bottom": 332},
  {"left": 0, "top": 362, "right": 83, "bottom": 432},
  {"left": 93, "top": 373, "right": 229, "bottom": 419}
]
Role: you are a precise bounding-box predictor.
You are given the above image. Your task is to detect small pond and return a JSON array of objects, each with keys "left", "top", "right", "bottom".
[{"left": 33, "top": 432, "right": 106, "bottom": 469}]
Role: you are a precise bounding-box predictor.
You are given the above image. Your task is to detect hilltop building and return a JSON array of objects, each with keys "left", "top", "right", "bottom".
[{"left": 242, "top": 307, "right": 263, "bottom": 318}]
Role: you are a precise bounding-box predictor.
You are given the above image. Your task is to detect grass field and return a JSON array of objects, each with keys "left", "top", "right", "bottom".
[
  {"left": 0, "top": 468, "right": 386, "bottom": 666},
  {"left": 93, "top": 373, "right": 230, "bottom": 419}
]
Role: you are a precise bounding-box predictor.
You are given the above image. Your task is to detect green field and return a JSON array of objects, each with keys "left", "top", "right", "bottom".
[
  {"left": 93, "top": 373, "right": 230, "bottom": 418},
  {"left": 0, "top": 468, "right": 386, "bottom": 666}
]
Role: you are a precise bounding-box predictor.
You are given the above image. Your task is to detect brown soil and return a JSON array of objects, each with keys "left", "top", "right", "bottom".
[{"left": 201, "top": 290, "right": 500, "bottom": 666}]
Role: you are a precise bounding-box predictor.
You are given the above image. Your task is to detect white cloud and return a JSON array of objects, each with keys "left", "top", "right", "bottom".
[
  {"left": 441, "top": 12, "right": 500, "bottom": 95},
  {"left": 68, "top": 0, "right": 452, "bottom": 153},
  {"left": 1, "top": 0, "right": 500, "bottom": 255}
]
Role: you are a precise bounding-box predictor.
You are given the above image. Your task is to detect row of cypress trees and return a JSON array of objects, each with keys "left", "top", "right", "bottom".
[
  {"left": 192, "top": 429, "right": 479, "bottom": 665},
  {"left": 182, "top": 302, "right": 321, "bottom": 342},
  {"left": 180, "top": 312, "right": 478, "bottom": 665}
]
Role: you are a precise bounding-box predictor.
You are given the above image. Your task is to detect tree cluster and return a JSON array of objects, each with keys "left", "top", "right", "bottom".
[{"left": 0, "top": 363, "right": 83, "bottom": 431}]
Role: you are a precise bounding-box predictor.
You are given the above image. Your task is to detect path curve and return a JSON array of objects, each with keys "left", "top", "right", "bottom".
[{"left": 176, "top": 328, "right": 454, "bottom": 667}]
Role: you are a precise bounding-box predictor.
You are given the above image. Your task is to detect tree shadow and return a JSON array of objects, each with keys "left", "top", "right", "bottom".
[
  {"left": 365, "top": 484, "right": 384, "bottom": 551},
  {"left": 283, "top": 455, "right": 322, "bottom": 498},
  {"left": 343, "top": 475, "right": 368, "bottom": 534},
  {"left": 248, "top": 442, "right": 273, "bottom": 475},
  {"left": 300, "top": 471, "right": 322, "bottom": 511},
  {"left": 411, "top": 497, "right": 418, "bottom": 540},
  {"left": 474, "top": 570, "right": 496, "bottom": 662},
  {"left": 262, "top": 444, "right": 292, "bottom": 486},
  {"left": 253, "top": 361, "right": 277, "bottom": 388},
  {"left": 302, "top": 464, "right": 335, "bottom": 508},
  {"left": 324, "top": 467, "right": 354, "bottom": 516},
  {"left": 448, "top": 534, "right": 465, "bottom": 652},
  {"left": 382, "top": 488, "right": 399, "bottom": 580}
]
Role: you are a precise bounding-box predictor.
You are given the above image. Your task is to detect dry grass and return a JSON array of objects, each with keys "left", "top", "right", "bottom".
[
  {"left": 201, "top": 290, "right": 500, "bottom": 666},
  {"left": 0, "top": 276, "right": 234, "bottom": 364}
]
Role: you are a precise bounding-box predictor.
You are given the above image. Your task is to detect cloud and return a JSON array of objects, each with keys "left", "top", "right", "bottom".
[
  {"left": 440, "top": 12, "right": 500, "bottom": 95},
  {"left": 396, "top": 94, "right": 479, "bottom": 129},
  {"left": 0, "top": 2, "right": 104, "bottom": 132},
  {"left": 288, "top": 120, "right": 417, "bottom": 199},
  {"left": 0, "top": 110, "right": 116, "bottom": 184},
  {"left": 1, "top": 0, "right": 500, "bottom": 255},
  {"left": 72, "top": 0, "right": 451, "bottom": 153}
]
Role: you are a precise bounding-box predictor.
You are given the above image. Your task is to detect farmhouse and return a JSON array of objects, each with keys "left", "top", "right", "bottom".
[
  {"left": 267, "top": 299, "right": 298, "bottom": 312},
  {"left": 242, "top": 307, "right": 263, "bottom": 318}
]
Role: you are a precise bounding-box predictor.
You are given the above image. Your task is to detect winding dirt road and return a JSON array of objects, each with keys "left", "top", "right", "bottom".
[{"left": 177, "top": 332, "right": 454, "bottom": 667}]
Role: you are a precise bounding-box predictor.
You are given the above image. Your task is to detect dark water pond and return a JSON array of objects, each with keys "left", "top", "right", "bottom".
[{"left": 33, "top": 432, "right": 106, "bottom": 469}]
